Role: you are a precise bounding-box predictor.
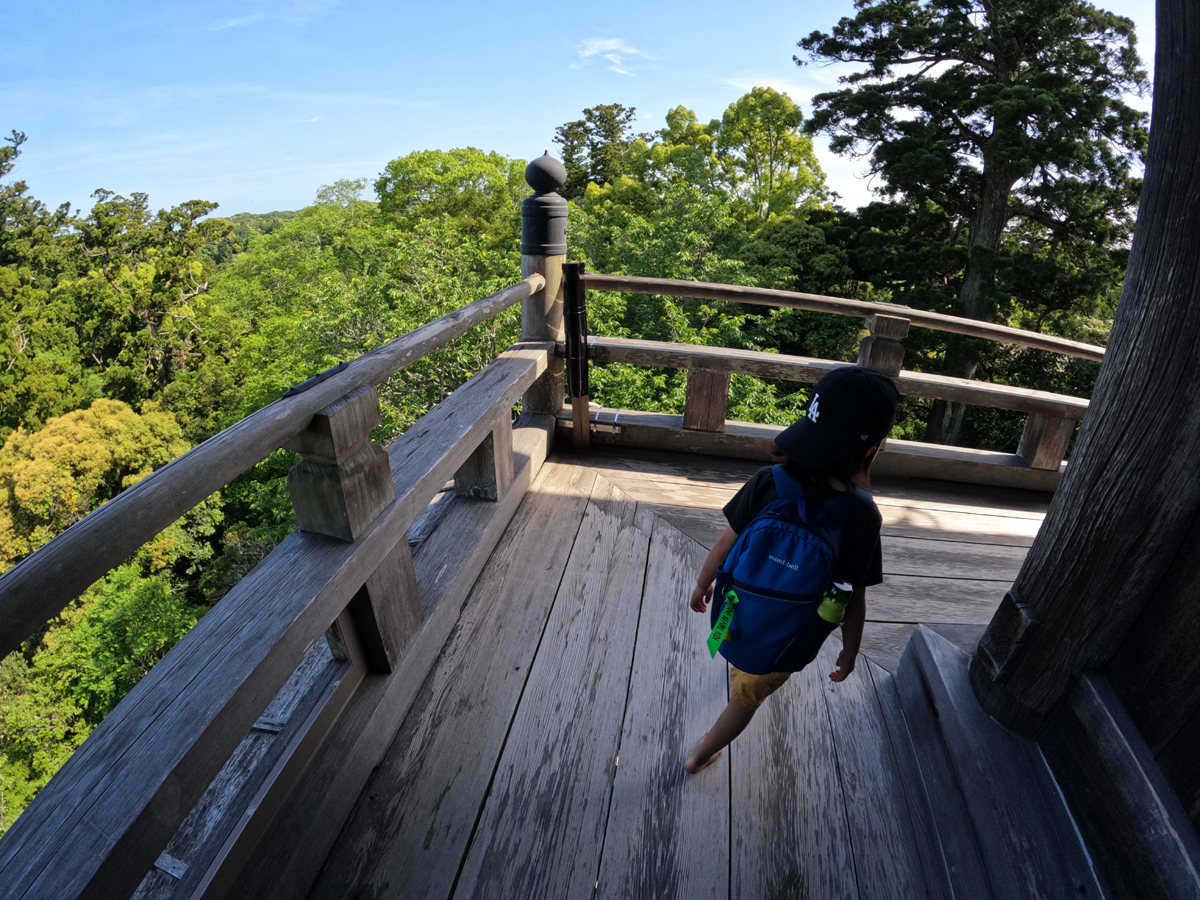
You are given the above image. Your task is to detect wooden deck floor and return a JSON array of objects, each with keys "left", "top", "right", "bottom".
[{"left": 309, "top": 447, "right": 1050, "bottom": 900}]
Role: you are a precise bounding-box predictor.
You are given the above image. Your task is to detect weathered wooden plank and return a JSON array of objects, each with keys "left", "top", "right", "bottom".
[
  {"left": 892, "top": 636, "right": 993, "bottom": 900},
  {"left": 582, "top": 275, "right": 1106, "bottom": 361},
  {"left": 823, "top": 654, "right": 931, "bottom": 900},
  {"left": 731, "top": 640, "right": 857, "bottom": 900},
  {"left": 454, "top": 483, "right": 653, "bottom": 900},
  {"left": 595, "top": 517, "right": 728, "bottom": 900},
  {"left": 881, "top": 535, "right": 1026, "bottom": 581},
  {"left": 0, "top": 278, "right": 543, "bottom": 658},
  {"left": 642, "top": 506, "right": 728, "bottom": 550},
  {"left": 130, "top": 640, "right": 342, "bottom": 900},
  {"left": 857, "top": 623, "right": 919, "bottom": 673},
  {"left": 0, "top": 346, "right": 550, "bottom": 900},
  {"left": 683, "top": 366, "right": 731, "bottom": 432},
  {"left": 869, "top": 662, "right": 954, "bottom": 900},
  {"left": 305, "top": 461, "right": 599, "bottom": 900},
  {"left": 903, "top": 628, "right": 1102, "bottom": 899},
  {"left": 870, "top": 575, "right": 1008, "bottom": 625},
  {"left": 878, "top": 503, "right": 1041, "bottom": 546},
  {"left": 575, "top": 444, "right": 764, "bottom": 488},
  {"left": 1040, "top": 672, "right": 1200, "bottom": 900},
  {"left": 871, "top": 478, "right": 1051, "bottom": 518}
]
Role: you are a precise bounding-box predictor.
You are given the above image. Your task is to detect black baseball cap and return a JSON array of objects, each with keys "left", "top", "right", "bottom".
[{"left": 775, "top": 366, "right": 900, "bottom": 468}]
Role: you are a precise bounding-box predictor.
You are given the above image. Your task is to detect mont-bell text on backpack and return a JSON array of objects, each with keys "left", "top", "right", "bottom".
[{"left": 817, "top": 582, "right": 853, "bottom": 624}]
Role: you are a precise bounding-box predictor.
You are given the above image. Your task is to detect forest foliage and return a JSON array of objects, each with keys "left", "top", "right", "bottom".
[{"left": 0, "top": 0, "right": 1145, "bottom": 835}]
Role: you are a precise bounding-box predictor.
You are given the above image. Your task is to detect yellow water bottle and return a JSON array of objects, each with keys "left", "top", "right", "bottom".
[{"left": 817, "top": 582, "right": 853, "bottom": 624}]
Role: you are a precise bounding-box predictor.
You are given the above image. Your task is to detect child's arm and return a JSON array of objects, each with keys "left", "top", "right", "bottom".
[
  {"left": 689, "top": 525, "right": 738, "bottom": 613},
  {"left": 829, "top": 585, "right": 866, "bottom": 682}
]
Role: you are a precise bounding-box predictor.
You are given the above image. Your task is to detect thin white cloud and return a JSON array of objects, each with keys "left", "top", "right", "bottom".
[
  {"left": 213, "top": 15, "right": 266, "bottom": 30},
  {"left": 574, "top": 37, "right": 652, "bottom": 76}
]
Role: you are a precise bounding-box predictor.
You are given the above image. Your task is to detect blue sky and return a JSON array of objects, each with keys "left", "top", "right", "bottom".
[{"left": 2, "top": 0, "right": 1156, "bottom": 217}]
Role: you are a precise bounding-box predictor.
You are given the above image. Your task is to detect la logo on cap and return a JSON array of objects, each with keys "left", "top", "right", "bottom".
[{"left": 807, "top": 395, "right": 821, "bottom": 423}]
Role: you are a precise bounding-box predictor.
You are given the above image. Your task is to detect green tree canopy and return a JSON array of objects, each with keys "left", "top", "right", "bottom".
[
  {"left": 716, "top": 87, "right": 827, "bottom": 221},
  {"left": 799, "top": 0, "right": 1147, "bottom": 440}
]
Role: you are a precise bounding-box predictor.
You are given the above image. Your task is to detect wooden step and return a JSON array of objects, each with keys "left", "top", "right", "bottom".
[{"left": 890, "top": 627, "right": 1102, "bottom": 899}]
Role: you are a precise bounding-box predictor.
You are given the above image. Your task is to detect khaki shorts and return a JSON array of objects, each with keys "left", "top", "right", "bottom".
[{"left": 730, "top": 666, "right": 792, "bottom": 711}]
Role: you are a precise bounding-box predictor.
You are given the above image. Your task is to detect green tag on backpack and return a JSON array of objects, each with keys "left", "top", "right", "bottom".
[{"left": 706, "top": 589, "right": 739, "bottom": 658}]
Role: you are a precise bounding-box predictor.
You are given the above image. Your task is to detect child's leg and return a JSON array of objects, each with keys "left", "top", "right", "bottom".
[
  {"left": 684, "top": 699, "right": 755, "bottom": 773},
  {"left": 685, "top": 667, "right": 791, "bottom": 774}
]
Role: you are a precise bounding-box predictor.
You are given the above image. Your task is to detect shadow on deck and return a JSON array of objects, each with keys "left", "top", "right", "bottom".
[{"left": 264, "top": 448, "right": 1091, "bottom": 899}]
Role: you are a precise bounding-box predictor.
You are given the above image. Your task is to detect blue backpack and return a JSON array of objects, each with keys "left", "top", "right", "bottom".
[{"left": 709, "top": 466, "right": 869, "bottom": 675}]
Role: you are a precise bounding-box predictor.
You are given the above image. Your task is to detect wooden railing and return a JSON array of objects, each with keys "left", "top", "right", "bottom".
[
  {"left": 564, "top": 272, "right": 1102, "bottom": 490},
  {"left": 0, "top": 162, "right": 1109, "bottom": 898},
  {"left": 0, "top": 276, "right": 559, "bottom": 899}
]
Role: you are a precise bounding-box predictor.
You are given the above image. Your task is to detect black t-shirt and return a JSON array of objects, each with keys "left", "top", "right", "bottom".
[{"left": 722, "top": 466, "right": 884, "bottom": 588}]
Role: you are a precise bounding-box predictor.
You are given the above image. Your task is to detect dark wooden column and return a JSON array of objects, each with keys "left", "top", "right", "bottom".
[
  {"left": 970, "top": 0, "right": 1200, "bottom": 739},
  {"left": 520, "top": 153, "right": 567, "bottom": 417}
]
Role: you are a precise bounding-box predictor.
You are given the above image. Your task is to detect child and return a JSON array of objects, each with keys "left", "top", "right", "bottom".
[{"left": 684, "top": 365, "right": 899, "bottom": 774}]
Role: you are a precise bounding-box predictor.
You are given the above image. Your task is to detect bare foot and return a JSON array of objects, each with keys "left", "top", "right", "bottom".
[{"left": 684, "top": 735, "right": 724, "bottom": 774}]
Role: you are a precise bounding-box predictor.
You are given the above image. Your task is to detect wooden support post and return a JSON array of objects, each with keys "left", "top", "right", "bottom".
[
  {"left": 1017, "top": 413, "right": 1075, "bottom": 470},
  {"left": 682, "top": 364, "right": 731, "bottom": 432},
  {"left": 563, "top": 261, "right": 590, "bottom": 448},
  {"left": 285, "top": 385, "right": 421, "bottom": 673},
  {"left": 345, "top": 540, "right": 422, "bottom": 672},
  {"left": 857, "top": 313, "right": 910, "bottom": 377},
  {"left": 454, "top": 418, "right": 515, "bottom": 500},
  {"left": 520, "top": 154, "right": 568, "bottom": 418}
]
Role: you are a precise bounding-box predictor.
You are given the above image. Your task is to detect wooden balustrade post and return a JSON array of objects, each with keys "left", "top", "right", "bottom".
[
  {"left": 857, "top": 313, "right": 910, "bottom": 377},
  {"left": 454, "top": 416, "right": 515, "bottom": 500},
  {"left": 683, "top": 364, "right": 731, "bottom": 432},
  {"left": 285, "top": 385, "right": 422, "bottom": 672},
  {"left": 520, "top": 153, "right": 568, "bottom": 417},
  {"left": 1017, "top": 413, "right": 1075, "bottom": 470}
]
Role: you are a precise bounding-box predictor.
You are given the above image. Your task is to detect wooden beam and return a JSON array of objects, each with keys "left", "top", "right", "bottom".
[
  {"left": 0, "top": 344, "right": 551, "bottom": 900},
  {"left": 584, "top": 273, "right": 1106, "bottom": 361},
  {"left": 558, "top": 407, "right": 1064, "bottom": 491},
  {"left": 0, "top": 277, "right": 544, "bottom": 658},
  {"left": 583, "top": 336, "right": 1089, "bottom": 420}
]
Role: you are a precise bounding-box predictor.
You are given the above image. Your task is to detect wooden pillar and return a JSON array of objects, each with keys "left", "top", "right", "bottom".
[
  {"left": 970, "top": 0, "right": 1200, "bottom": 740},
  {"left": 682, "top": 364, "right": 731, "bottom": 432},
  {"left": 285, "top": 385, "right": 422, "bottom": 672},
  {"left": 857, "top": 313, "right": 909, "bottom": 377},
  {"left": 1016, "top": 413, "right": 1075, "bottom": 470},
  {"left": 520, "top": 153, "right": 567, "bottom": 417},
  {"left": 563, "top": 261, "right": 591, "bottom": 448}
]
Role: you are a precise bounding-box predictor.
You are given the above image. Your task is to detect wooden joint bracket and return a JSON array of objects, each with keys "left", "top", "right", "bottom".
[
  {"left": 285, "top": 386, "right": 395, "bottom": 541},
  {"left": 857, "top": 314, "right": 910, "bottom": 377}
]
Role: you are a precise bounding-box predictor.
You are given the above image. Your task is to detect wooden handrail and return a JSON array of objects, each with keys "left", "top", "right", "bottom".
[
  {"left": 584, "top": 273, "right": 1106, "bottom": 362},
  {"left": 583, "top": 337, "right": 1089, "bottom": 420},
  {"left": 0, "top": 275, "right": 543, "bottom": 658},
  {"left": 0, "top": 343, "right": 552, "bottom": 899}
]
